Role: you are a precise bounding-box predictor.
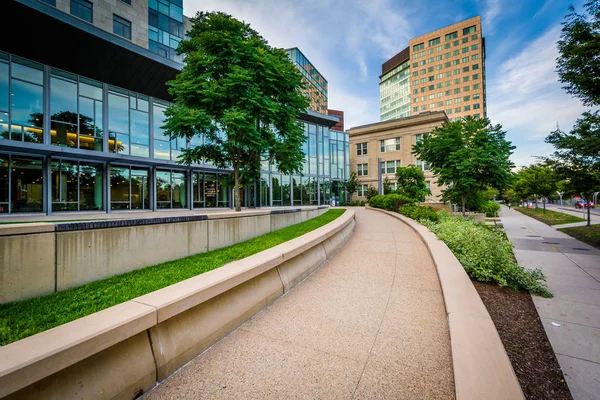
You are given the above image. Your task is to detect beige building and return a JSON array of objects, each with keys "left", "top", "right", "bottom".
[
  {"left": 348, "top": 111, "right": 448, "bottom": 202},
  {"left": 380, "top": 16, "right": 486, "bottom": 122}
]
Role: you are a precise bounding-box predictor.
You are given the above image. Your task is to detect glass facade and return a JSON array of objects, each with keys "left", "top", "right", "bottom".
[
  {"left": 148, "top": 0, "right": 184, "bottom": 62},
  {"left": 380, "top": 59, "right": 411, "bottom": 121},
  {"left": 0, "top": 50, "right": 349, "bottom": 214},
  {"left": 286, "top": 48, "right": 328, "bottom": 114}
]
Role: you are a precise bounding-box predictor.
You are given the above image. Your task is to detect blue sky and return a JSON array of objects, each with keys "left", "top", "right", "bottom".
[{"left": 184, "top": 0, "right": 588, "bottom": 168}]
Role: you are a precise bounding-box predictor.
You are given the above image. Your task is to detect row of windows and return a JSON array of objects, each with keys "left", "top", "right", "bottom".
[
  {"left": 413, "top": 103, "right": 482, "bottom": 112},
  {"left": 411, "top": 34, "right": 478, "bottom": 58},
  {"left": 148, "top": 0, "right": 184, "bottom": 62},
  {"left": 68, "top": 0, "right": 132, "bottom": 40},
  {"left": 412, "top": 68, "right": 480, "bottom": 86},
  {"left": 414, "top": 92, "right": 482, "bottom": 101},
  {"left": 413, "top": 74, "right": 480, "bottom": 93},
  {"left": 412, "top": 46, "right": 479, "bottom": 68}
]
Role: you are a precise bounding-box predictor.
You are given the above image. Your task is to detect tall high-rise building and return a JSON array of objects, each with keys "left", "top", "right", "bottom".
[
  {"left": 286, "top": 48, "right": 328, "bottom": 114},
  {"left": 380, "top": 16, "right": 486, "bottom": 122}
]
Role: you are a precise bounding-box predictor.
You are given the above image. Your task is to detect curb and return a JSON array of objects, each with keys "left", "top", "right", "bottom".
[{"left": 366, "top": 206, "right": 524, "bottom": 400}]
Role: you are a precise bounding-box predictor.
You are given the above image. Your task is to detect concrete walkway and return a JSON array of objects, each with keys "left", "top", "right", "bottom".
[
  {"left": 500, "top": 206, "right": 600, "bottom": 400},
  {"left": 143, "top": 208, "right": 454, "bottom": 399}
]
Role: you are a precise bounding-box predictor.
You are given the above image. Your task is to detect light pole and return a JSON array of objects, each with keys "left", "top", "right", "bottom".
[
  {"left": 557, "top": 191, "right": 564, "bottom": 213},
  {"left": 594, "top": 191, "right": 599, "bottom": 207}
]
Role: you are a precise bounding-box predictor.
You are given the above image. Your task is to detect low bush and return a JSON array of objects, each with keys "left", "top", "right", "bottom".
[
  {"left": 369, "top": 194, "right": 414, "bottom": 212},
  {"left": 483, "top": 201, "right": 501, "bottom": 217},
  {"left": 399, "top": 204, "right": 440, "bottom": 223},
  {"left": 421, "top": 214, "right": 551, "bottom": 297}
]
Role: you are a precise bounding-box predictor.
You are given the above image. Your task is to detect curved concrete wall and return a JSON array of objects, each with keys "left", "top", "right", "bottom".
[
  {"left": 0, "top": 209, "right": 355, "bottom": 400},
  {"left": 0, "top": 207, "right": 328, "bottom": 304},
  {"left": 366, "top": 206, "right": 524, "bottom": 400}
]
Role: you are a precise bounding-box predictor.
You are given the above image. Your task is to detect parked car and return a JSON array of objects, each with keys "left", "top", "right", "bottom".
[{"left": 575, "top": 200, "right": 595, "bottom": 209}]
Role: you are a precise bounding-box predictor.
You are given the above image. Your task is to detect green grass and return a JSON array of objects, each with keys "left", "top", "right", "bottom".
[
  {"left": 558, "top": 225, "right": 600, "bottom": 251},
  {"left": 514, "top": 206, "right": 585, "bottom": 225},
  {"left": 0, "top": 209, "right": 345, "bottom": 345}
]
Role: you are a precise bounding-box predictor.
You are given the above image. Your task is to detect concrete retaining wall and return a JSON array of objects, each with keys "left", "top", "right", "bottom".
[
  {"left": 0, "top": 207, "right": 329, "bottom": 303},
  {"left": 0, "top": 209, "right": 354, "bottom": 400},
  {"left": 366, "top": 206, "right": 524, "bottom": 400}
]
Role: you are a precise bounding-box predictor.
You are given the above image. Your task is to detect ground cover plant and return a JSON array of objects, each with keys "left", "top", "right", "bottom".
[
  {"left": 0, "top": 209, "right": 345, "bottom": 345},
  {"left": 514, "top": 206, "right": 584, "bottom": 225},
  {"left": 368, "top": 194, "right": 414, "bottom": 212},
  {"left": 483, "top": 201, "right": 501, "bottom": 217},
  {"left": 558, "top": 224, "right": 600, "bottom": 250},
  {"left": 369, "top": 201, "right": 551, "bottom": 297}
]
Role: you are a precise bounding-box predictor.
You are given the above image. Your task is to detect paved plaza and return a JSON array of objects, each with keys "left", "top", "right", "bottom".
[
  {"left": 143, "top": 208, "right": 454, "bottom": 399},
  {"left": 501, "top": 206, "right": 600, "bottom": 400}
]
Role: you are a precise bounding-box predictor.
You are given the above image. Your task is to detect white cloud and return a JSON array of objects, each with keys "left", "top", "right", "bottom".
[
  {"left": 183, "top": 0, "right": 409, "bottom": 129},
  {"left": 487, "top": 25, "right": 586, "bottom": 166},
  {"left": 484, "top": 0, "right": 501, "bottom": 33}
]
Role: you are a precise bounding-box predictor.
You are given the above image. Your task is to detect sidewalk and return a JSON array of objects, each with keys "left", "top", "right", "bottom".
[
  {"left": 500, "top": 206, "right": 600, "bottom": 400},
  {"left": 142, "top": 208, "right": 454, "bottom": 399}
]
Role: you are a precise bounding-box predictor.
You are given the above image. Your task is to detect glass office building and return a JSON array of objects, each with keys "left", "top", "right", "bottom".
[
  {"left": 0, "top": 1, "right": 348, "bottom": 215},
  {"left": 286, "top": 48, "right": 328, "bottom": 114}
]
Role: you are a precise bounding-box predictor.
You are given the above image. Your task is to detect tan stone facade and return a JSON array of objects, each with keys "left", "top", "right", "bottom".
[
  {"left": 380, "top": 16, "right": 486, "bottom": 122},
  {"left": 409, "top": 16, "right": 485, "bottom": 121},
  {"left": 348, "top": 112, "right": 448, "bottom": 202},
  {"left": 55, "top": 0, "right": 149, "bottom": 48}
]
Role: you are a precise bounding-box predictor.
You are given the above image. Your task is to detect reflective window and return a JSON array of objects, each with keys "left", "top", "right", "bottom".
[
  {"left": 51, "top": 160, "right": 103, "bottom": 211},
  {"left": 217, "top": 174, "right": 229, "bottom": 207},
  {"left": 113, "top": 14, "right": 132, "bottom": 40},
  {"left": 0, "top": 154, "right": 43, "bottom": 213},
  {"left": 70, "top": 0, "right": 93, "bottom": 22},
  {"left": 156, "top": 169, "right": 187, "bottom": 209},
  {"left": 111, "top": 166, "right": 149, "bottom": 210},
  {"left": 50, "top": 73, "right": 78, "bottom": 148},
  {"left": 11, "top": 59, "right": 44, "bottom": 143},
  {"left": 0, "top": 58, "right": 8, "bottom": 113}
]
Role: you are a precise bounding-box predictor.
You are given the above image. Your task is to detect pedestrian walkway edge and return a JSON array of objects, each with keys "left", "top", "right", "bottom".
[{"left": 366, "top": 206, "right": 524, "bottom": 400}]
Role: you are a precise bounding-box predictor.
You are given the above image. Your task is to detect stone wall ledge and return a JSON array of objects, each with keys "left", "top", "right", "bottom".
[
  {"left": 0, "top": 209, "right": 355, "bottom": 399},
  {"left": 366, "top": 206, "right": 524, "bottom": 400}
]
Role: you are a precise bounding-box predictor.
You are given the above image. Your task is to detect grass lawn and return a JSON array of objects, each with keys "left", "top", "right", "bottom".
[
  {"left": 0, "top": 209, "right": 345, "bottom": 346},
  {"left": 514, "top": 206, "right": 585, "bottom": 225},
  {"left": 558, "top": 225, "right": 600, "bottom": 251}
]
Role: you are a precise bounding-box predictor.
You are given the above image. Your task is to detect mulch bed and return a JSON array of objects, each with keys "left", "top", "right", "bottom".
[{"left": 472, "top": 280, "right": 572, "bottom": 400}]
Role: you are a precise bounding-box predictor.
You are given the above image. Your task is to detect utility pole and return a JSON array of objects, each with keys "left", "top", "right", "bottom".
[{"left": 557, "top": 191, "right": 564, "bottom": 213}]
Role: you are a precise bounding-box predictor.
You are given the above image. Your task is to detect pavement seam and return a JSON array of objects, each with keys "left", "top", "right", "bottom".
[
  {"left": 539, "top": 317, "right": 600, "bottom": 330},
  {"left": 350, "top": 212, "right": 399, "bottom": 400},
  {"left": 554, "top": 352, "right": 600, "bottom": 365}
]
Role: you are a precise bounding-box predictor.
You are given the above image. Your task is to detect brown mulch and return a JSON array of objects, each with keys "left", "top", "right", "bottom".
[{"left": 472, "top": 280, "right": 572, "bottom": 400}]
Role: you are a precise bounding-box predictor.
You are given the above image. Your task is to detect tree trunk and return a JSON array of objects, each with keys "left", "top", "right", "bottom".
[
  {"left": 461, "top": 195, "right": 466, "bottom": 217},
  {"left": 587, "top": 197, "right": 591, "bottom": 227},
  {"left": 543, "top": 199, "right": 546, "bottom": 213},
  {"left": 234, "top": 163, "right": 241, "bottom": 212}
]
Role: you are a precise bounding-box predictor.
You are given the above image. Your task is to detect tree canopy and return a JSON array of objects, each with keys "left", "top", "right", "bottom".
[
  {"left": 557, "top": 0, "right": 600, "bottom": 107},
  {"left": 413, "top": 117, "right": 514, "bottom": 214},
  {"left": 545, "top": 112, "right": 600, "bottom": 225},
  {"left": 394, "top": 165, "right": 430, "bottom": 202},
  {"left": 162, "top": 12, "right": 309, "bottom": 211},
  {"left": 513, "top": 164, "right": 557, "bottom": 212}
]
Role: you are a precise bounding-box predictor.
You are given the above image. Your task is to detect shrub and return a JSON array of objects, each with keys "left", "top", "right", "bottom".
[
  {"left": 483, "top": 201, "right": 501, "bottom": 217},
  {"left": 365, "top": 186, "right": 379, "bottom": 201},
  {"left": 342, "top": 200, "right": 366, "bottom": 207},
  {"left": 369, "top": 194, "right": 414, "bottom": 212},
  {"left": 421, "top": 215, "right": 551, "bottom": 297},
  {"left": 399, "top": 205, "right": 440, "bottom": 223}
]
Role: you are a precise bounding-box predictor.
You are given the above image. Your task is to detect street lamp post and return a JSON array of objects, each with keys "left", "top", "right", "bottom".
[{"left": 557, "top": 191, "right": 564, "bottom": 213}]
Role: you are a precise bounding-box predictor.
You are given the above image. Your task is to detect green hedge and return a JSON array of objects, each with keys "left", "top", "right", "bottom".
[
  {"left": 369, "top": 194, "right": 414, "bottom": 212},
  {"left": 483, "top": 201, "right": 501, "bottom": 217},
  {"left": 399, "top": 204, "right": 440, "bottom": 223},
  {"left": 421, "top": 213, "right": 551, "bottom": 297}
]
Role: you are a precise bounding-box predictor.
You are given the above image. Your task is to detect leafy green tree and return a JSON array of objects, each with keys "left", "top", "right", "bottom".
[
  {"left": 162, "top": 12, "right": 309, "bottom": 211},
  {"left": 394, "top": 165, "right": 430, "bottom": 202},
  {"left": 517, "top": 164, "right": 557, "bottom": 213},
  {"left": 382, "top": 177, "right": 393, "bottom": 194},
  {"left": 365, "top": 186, "right": 379, "bottom": 201},
  {"left": 343, "top": 171, "right": 360, "bottom": 200},
  {"left": 557, "top": 1, "right": 600, "bottom": 107},
  {"left": 545, "top": 112, "right": 600, "bottom": 226},
  {"left": 413, "top": 117, "right": 514, "bottom": 215}
]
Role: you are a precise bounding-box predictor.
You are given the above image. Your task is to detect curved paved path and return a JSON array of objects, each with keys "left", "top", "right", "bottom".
[{"left": 143, "top": 208, "right": 454, "bottom": 399}]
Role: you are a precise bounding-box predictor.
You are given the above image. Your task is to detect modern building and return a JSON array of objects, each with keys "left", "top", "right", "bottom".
[
  {"left": 348, "top": 111, "right": 448, "bottom": 202},
  {"left": 0, "top": 0, "right": 349, "bottom": 215},
  {"left": 380, "top": 16, "right": 486, "bottom": 122},
  {"left": 327, "top": 109, "right": 344, "bottom": 132},
  {"left": 286, "top": 48, "right": 328, "bottom": 114}
]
